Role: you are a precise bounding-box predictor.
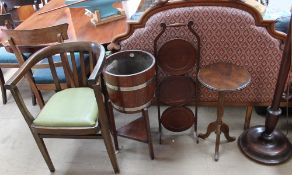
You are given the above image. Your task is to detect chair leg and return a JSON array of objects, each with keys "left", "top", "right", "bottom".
[
  {"left": 194, "top": 105, "right": 199, "bottom": 144},
  {"left": 143, "top": 108, "right": 155, "bottom": 160},
  {"left": 31, "top": 89, "right": 37, "bottom": 106},
  {"left": 31, "top": 131, "right": 55, "bottom": 172},
  {"left": 244, "top": 105, "right": 253, "bottom": 130},
  {"left": 100, "top": 123, "right": 120, "bottom": 174},
  {"left": 157, "top": 104, "right": 162, "bottom": 144},
  {"left": 0, "top": 69, "right": 7, "bottom": 104}
]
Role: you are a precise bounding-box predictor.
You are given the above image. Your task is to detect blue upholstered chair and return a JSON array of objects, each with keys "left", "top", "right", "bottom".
[{"left": 2, "top": 23, "right": 71, "bottom": 107}]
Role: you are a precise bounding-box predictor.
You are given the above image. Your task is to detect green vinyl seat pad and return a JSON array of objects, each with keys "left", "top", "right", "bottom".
[{"left": 33, "top": 88, "right": 98, "bottom": 127}]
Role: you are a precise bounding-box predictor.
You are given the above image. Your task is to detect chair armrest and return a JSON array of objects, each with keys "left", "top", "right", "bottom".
[
  {"left": 88, "top": 46, "right": 106, "bottom": 86},
  {"left": 4, "top": 55, "right": 36, "bottom": 89}
]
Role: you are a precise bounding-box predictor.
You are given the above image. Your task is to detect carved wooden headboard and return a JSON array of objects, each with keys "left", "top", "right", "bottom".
[{"left": 109, "top": 0, "right": 287, "bottom": 106}]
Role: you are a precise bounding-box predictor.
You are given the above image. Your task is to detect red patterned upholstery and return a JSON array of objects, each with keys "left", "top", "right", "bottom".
[{"left": 119, "top": 6, "right": 285, "bottom": 104}]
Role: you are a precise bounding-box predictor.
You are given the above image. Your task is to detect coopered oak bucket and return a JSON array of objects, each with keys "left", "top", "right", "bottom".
[{"left": 103, "top": 50, "right": 156, "bottom": 112}]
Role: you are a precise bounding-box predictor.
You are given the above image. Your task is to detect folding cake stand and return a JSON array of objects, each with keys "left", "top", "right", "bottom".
[{"left": 154, "top": 21, "right": 201, "bottom": 143}]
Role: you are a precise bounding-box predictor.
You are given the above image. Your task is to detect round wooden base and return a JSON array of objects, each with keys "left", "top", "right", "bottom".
[{"left": 238, "top": 126, "right": 292, "bottom": 165}]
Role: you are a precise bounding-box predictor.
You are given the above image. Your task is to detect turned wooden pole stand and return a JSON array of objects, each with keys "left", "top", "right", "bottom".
[{"left": 238, "top": 15, "right": 292, "bottom": 165}]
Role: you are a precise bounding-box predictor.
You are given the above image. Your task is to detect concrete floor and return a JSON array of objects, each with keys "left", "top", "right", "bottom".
[{"left": 0, "top": 68, "right": 292, "bottom": 175}]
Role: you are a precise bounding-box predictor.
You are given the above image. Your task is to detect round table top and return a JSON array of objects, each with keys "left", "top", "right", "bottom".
[{"left": 198, "top": 62, "right": 251, "bottom": 92}]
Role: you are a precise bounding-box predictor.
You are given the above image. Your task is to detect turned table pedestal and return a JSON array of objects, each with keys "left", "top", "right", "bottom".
[{"left": 198, "top": 62, "right": 251, "bottom": 161}]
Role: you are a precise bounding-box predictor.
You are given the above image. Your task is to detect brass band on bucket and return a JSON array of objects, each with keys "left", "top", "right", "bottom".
[
  {"left": 111, "top": 100, "right": 153, "bottom": 112},
  {"left": 105, "top": 76, "right": 155, "bottom": 92}
]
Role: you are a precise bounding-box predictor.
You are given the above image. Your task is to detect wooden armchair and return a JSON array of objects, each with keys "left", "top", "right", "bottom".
[
  {"left": 0, "top": 13, "right": 15, "bottom": 104},
  {"left": 2, "top": 23, "right": 68, "bottom": 106},
  {"left": 4, "top": 41, "right": 120, "bottom": 173}
]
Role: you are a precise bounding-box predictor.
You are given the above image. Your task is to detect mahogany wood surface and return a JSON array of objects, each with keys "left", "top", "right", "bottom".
[
  {"left": 157, "top": 39, "right": 197, "bottom": 75},
  {"left": 161, "top": 106, "right": 195, "bottom": 132},
  {"left": 15, "top": 0, "right": 129, "bottom": 44},
  {"left": 116, "top": 116, "right": 148, "bottom": 142},
  {"left": 159, "top": 76, "right": 196, "bottom": 106},
  {"left": 198, "top": 62, "right": 251, "bottom": 92}
]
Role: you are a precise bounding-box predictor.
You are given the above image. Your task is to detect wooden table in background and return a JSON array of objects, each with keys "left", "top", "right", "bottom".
[{"left": 16, "top": 0, "right": 134, "bottom": 44}]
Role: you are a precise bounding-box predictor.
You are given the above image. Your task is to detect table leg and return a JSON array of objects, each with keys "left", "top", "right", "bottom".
[
  {"left": 198, "top": 121, "right": 217, "bottom": 139},
  {"left": 221, "top": 123, "right": 236, "bottom": 142},
  {"left": 214, "top": 92, "right": 224, "bottom": 161},
  {"left": 198, "top": 121, "right": 235, "bottom": 142},
  {"left": 244, "top": 105, "right": 253, "bottom": 130}
]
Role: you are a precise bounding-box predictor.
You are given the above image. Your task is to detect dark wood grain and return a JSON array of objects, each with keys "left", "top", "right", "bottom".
[
  {"left": 159, "top": 76, "right": 196, "bottom": 106},
  {"left": 117, "top": 117, "right": 148, "bottom": 142},
  {"left": 161, "top": 106, "right": 195, "bottom": 132},
  {"left": 158, "top": 39, "right": 196, "bottom": 75},
  {"left": 198, "top": 62, "right": 251, "bottom": 92}
]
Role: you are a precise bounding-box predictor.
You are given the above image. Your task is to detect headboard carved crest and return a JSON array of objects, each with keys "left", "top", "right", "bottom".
[{"left": 108, "top": 0, "right": 286, "bottom": 51}]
